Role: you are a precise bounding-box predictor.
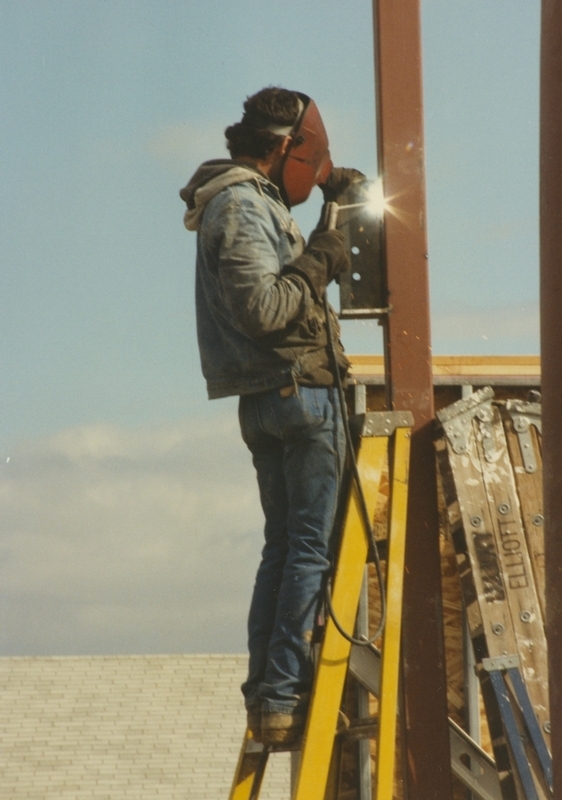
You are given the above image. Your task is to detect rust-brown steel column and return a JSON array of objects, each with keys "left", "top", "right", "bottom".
[
  {"left": 372, "top": 2, "right": 453, "bottom": 797},
  {"left": 540, "top": 2, "right": 562, "bottom": 794}
]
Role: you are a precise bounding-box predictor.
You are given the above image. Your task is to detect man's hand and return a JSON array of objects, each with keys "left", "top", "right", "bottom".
[
  {"left": 307, "top": 229, "right": 349, "bottom": 277},
  {"left": 283, "top": 229, "right": 350, "bottom": 301},
  {"left": 318, "top": 167, "right": 367, "bottom": 203}
]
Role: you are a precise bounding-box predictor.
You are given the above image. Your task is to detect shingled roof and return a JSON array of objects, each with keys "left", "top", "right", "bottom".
[{"left": 0, "top": 654, "right": 290, "bottom": 799}]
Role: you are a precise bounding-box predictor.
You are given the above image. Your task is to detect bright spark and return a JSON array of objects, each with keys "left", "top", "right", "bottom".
[
  {"left": 365, "top": 178, "right": 386, "bottom": 217},
  {"left": 336, "top": 178, "right": 388, "bottom": 218},
  {"left": 336, "top": 177, "right": 423, "bottom": 231}
]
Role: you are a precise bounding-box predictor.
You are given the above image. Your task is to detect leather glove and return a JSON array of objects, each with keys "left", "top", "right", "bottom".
[
  {"left": 283, "top": 229, "right": 350, "bottom": 301},
  {"left": 318, "top": 167, "right": 367, "bottom": 203}
]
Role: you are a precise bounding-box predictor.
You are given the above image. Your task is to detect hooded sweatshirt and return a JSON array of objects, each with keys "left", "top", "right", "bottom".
[
  {"left": 180, "top": 159, "right": 348, "bottom": 399},
  {"left": 180, "top": 160, "right": 261, "bottom": 231}
]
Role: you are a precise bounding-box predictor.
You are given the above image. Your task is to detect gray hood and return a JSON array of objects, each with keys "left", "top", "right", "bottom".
[{"left": 180, "top": 160, "right": 269, "bottom": 231}]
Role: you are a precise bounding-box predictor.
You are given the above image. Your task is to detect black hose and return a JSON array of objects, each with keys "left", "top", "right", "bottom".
[{"left": 323, "top": 293, "right": 387, "bottom": 646}]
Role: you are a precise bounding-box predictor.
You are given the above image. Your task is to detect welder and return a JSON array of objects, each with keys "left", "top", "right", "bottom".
[{"left": 180, "top": 87, "right": 363, "bottom": 747}]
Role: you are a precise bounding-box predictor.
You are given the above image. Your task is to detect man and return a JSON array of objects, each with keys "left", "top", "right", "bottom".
[{"left": 180, "top": 87, "right": 360, "bottom": 747}]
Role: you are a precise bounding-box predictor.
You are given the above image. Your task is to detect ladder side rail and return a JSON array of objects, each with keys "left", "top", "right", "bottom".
[
  {"left": 292, "top": 434, "right": 388, "bottom": 800},
  {"left": 228, "top": 733, "right": 269, "bottom": 800},
  {"left": 353, "top": 384, "right": 373, "bottom": 800},
  {"left": 507, "top": 667, "right": 553, "bottom": 792},
  {"left": 356, "top": 569, "right": 372, "bottom": 800},
  {"left": 374, "top": 427, "right": 411, "bottom": 800},
  {"left": 488, "top": 670, "right": 540, "bottom": 800}
]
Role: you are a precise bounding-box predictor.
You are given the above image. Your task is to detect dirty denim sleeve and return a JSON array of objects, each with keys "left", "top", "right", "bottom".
[{"left": 207, "top": 190, "right": 311, "bottom": 339}]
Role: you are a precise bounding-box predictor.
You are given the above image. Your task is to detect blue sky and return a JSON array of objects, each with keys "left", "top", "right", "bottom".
[{"left": 1, "top": 1, "right": 540, "bottom": 655}]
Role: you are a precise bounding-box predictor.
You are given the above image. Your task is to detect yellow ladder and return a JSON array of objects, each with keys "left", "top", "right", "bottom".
[{"left": 229, "top": 410, "right": 413, "bottom": 800}]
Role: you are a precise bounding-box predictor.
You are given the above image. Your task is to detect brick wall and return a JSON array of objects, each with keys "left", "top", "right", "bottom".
[{"left": 0, "top": 654, "right": 290, "bottom": 799}]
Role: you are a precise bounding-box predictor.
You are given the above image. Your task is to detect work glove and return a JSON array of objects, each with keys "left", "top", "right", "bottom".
[
  {"left": 318, "top": 167, "right": 367, "bottom": 203},
  {"left": 283, "top": 228, "right": 350, "bottom": 301}
]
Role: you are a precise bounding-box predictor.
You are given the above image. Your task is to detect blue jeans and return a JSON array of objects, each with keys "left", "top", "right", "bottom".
[{"left": 238, "top": 386, "right": 346, "bottom": 714}]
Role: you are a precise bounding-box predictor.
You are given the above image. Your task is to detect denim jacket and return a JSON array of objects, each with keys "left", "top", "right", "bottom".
[{"left": 180, "top": 160, "right": 348, "bottom": 399}]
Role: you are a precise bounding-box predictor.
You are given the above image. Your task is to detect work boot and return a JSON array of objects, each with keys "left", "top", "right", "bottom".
[
  {"left": 261, "top": 711, "right": 305, "bottom": 748},
  {"left": 246, "top": 705, "right": 262, "bottom": 743}
]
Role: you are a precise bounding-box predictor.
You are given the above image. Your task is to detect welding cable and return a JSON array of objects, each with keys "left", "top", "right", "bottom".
[{"left": 322, "top": 292, "right": 387, "bottom": 646}]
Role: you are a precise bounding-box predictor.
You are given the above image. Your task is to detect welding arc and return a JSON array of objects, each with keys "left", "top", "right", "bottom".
[
  {"left": 336, "top": 201, "right": 369, "bottom": 211},
  {"left": 323, "top": 291, "right": 386, "bottom": 647}
]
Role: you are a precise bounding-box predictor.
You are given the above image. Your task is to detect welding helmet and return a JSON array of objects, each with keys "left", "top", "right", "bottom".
[{"left": 279, "top": 93, "right": 333, "bottom": 207}]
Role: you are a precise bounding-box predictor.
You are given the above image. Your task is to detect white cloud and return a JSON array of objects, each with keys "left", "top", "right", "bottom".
[
  {"left": 146, "top": 106, "right": 379, "bottom": 179},
  {"left": 146, "top": 121, "right": 227, "bottom": 172},
  {"left": 0, "top": 414, "right": 263, "bottom": 656},
  {"left": 432, "top": 300, "right": 539, "bottom": 347}
]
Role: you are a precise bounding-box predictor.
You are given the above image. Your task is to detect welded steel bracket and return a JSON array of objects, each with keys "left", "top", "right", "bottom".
[
  {"left": 505, "top": 400, "right": 542, "bottom": 474},
  {"left": 336, "top": 181, "right": 387, "bottom": 318}
]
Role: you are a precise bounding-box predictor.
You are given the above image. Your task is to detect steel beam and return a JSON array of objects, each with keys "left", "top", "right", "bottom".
[
  {"left": 540, "top": 2, "right": 562, "bottom": 796},
  {"left": 372, "top": 1, "right": 453, "bottom": 797}
]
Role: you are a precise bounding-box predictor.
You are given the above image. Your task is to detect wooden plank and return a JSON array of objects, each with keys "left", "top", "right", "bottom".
[
  {"left": 348, "top": 355, "right": 541, "bottom": 382},
  {"left": 435, "top": 388, "right": 551, "bottom": 800},
  {"left": 435, "top": 434, "right": 519, "bottom": 800},
  {"left": 348, "top": 355, "right": 540, "bottom": 368},
  {"left": 434, "top": 365, "right": 540, "bottom": 378},
  {"left": 437, "top": 394, "right": 519, "bottom": 659},
  {"left": 432, "top": 356, "right": 540, "bottom": 370},
  {"left": 501, "top": 407, "right": 546, "bottom": 623},
  {"left": 478, "top": 406, "right": 549, "bottom": 742}
]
